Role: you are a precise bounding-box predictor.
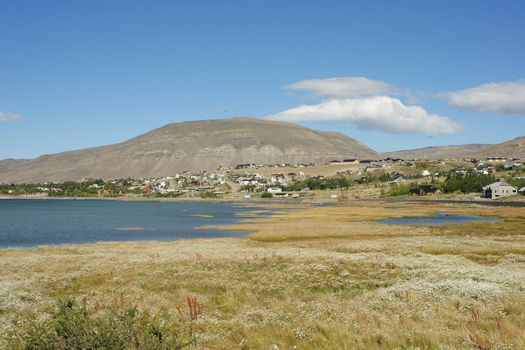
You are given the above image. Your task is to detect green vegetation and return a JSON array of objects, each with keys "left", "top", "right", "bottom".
[
  {"left": 0, "top": 179, "right": 137, "bottom": 197},
  {"left": 8, "top": 299, "right": 195, "bottom": 350},
  {"left": 508, "top": 177, "right": 525, "bottom": 189},
  {"left": 388, "top": 183, "right": 412, "bottom": 196},
  {"left": 285, "top": 175, "right": 352, "bottom": 191},
  {"left": 55, "top": 179, "right": 136, "bottom": 197},
  {"left": 414, "top": 161, "right": 431, "bottom": 169},
  {"left": 0, "top": 183, "right": 44, "bottom": 196},
  {"left": 239, "top": 185, "right": 257, "bottom": 192},
  {"left": 200, "top": 191, "right": 220, "bottom": 199},
  {"left": 442, "top": 172, "right": 496, "bottom": 193},
  {"left": 2, "top": 202, "right": 525, "bottom": 349},
  {"left": 260, "top": 192, "right": 273, "bottom": 198}
]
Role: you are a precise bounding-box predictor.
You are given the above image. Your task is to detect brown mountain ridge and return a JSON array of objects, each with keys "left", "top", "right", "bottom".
[
  {"left": 0, "top": 118, "right": 379, "bottom": 183},
  {"left": 1, "top": 118, "right": 524, "bottom": 183},
  {"left": 385, "top": 137, "right": 525, "bottom": 160}
]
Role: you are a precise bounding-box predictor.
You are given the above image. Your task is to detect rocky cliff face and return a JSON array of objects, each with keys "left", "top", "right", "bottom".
[{"left": 0, "top": 118, "right": 379, "bottom": 183}]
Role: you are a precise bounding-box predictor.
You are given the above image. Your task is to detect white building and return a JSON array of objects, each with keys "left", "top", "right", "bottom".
[{"left": 482, "top": 181, "right": 518, "bottom": 199}]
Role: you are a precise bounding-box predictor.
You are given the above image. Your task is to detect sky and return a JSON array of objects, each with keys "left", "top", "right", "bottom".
[{"left": 1, "top": 0, "right": 524, "bottom": 159}]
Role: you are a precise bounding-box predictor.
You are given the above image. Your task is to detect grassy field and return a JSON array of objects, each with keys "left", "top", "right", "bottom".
[{"left": 1, "top": 201, "right": 524, "bottom": 349}]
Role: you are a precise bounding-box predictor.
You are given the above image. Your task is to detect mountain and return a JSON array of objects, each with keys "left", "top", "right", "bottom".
[
  {"left": 385, "top": 144, "right": 488, "bottom": 160},
  {"left": 0, "top": 118, "right": 379, "bottom": 183},
  {"left": 385, "top": 137, "right": 525, "bottom": 160}
]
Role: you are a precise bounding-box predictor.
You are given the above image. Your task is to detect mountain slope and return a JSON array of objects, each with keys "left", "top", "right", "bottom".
[
  {"left": 385, "top": 137, "right": 525, "bottom": 160},
  {"left": 0, "top": 118, "right": 379, "bottom": 183}
]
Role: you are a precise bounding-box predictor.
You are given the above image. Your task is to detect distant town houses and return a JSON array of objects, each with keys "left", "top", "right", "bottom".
[
  {"left": 128, "top": 170, "right": 230, "bottom": 196},
  {"left": 486, "top": 157, "right": 506, "bottom": 162},
  {"left": 2, "top": 155, "right": 524, "bottom": 200},
  {"left": 482, "top": 181, "right": 518, "bottom": 199},
  {"left": 504, "top": 162, "right": 522, "bottom": 170}
]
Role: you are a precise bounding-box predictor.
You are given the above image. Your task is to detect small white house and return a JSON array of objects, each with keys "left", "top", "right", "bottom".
[
  {"left": 482, "top": 181, "right": 518, "bottom": 199},
  {"left": 519, "top": 187, "right": 525, "bottom": 195},
  {"left": 267, "top": 187, "right": 282, "bottom": 194}
]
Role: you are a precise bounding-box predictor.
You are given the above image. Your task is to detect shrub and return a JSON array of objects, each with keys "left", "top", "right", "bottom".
[
  {"left": 388, "top": 183, "right": 412, "bottom": 196},
  {"left": 443, "top": 172, "right": 496, "bottom": 193},
  {"left": 508, "top": 177, "right": 525, "bottom": 189},
  {"left": 8, "top": 299, "right": 195, "bottom": 350},
  {"left": 285, "top": 175, "right": 352, "bottom": 191},
  {"left": 200, "top": 191, "right": 219, "bottom": 198},
  {"left": 414, "top": 161, "right": 431, "bottom": 169},
  {"left": 261, "top": 192, "right": 273, "bottom": 198},
  {"left": 239, "top": 185, "right": 256, "bottom": 192}
]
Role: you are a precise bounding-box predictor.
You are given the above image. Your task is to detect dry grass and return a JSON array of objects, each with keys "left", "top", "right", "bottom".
[{"left": 1, "top": 201, "right": 524, "bottom": 349}]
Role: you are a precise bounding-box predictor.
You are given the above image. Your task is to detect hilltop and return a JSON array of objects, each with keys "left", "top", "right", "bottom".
[
  {"left": 0, "top": 118, "right": 379, "bottom": 183},
  {"left": 385, "top": 137, "right": 525, "bottom": 160}
]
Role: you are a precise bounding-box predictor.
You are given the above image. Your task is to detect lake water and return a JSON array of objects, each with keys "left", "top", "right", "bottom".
[
  {"left": 378, "top": 213, "right": 501, "bottom": 226},
  {"left": 0, "top": 199, "right": 260, "bottom": 248}
]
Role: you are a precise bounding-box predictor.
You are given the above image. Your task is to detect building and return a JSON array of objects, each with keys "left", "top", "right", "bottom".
[
  {"left": 486, "top": 157, "right": 507, "bottom": 163},
  {"left": 519, "top": 187, "right": 525, "bottom": 196},
  {"left": 388, "top": 176, "right": 406, "bottom": 185},
  {"left": 482, "top": 181, "right": 518, "bottom": 199}
]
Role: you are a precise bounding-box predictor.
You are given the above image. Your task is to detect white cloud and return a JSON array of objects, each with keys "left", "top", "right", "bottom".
[
  {"left": 267, "top": 96, "right": 463, "bottom": 136},
  {"left": 286, "top": 77, "right": 392, "bottom": 98},
  {"left": 0, "top": 112, "right": 23, "bottom": 122},
  {"left": 268, "top": 77, "right": 463, "bottom": 136},
  {"left": 439, "top": 80, "right": 525, "bottom": 115}
]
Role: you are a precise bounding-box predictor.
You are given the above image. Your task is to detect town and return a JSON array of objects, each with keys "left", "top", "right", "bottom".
[{"left": 2, "top": 156, "right": 525, "bottom": 201}]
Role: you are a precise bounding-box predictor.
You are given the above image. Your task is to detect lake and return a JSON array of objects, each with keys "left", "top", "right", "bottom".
[
  {"left": 0, "top": 199, "right": 260, "bottom": 248},
  {"left": 378, "top": 213, "right": 501, "bottom": 226}
]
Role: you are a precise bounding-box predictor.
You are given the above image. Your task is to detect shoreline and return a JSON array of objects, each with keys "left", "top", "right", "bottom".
[
  {"left": 0, "top": 199, "right": 304, "bottom": 251},
  {"left": 1, "top": 199, "right": 524, "bottom": 349},
  {"left": 1, "top": 194, "right": 524, "bottom": 206},
  {"left": 2, "top": 197, "right": 520, "bottom": 252}
]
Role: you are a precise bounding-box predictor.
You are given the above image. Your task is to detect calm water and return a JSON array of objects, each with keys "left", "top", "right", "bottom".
[
  {"left": 0, "top": 199, "right": 260, "bottom": 248},
  {"left": 378, "top": 213, "right": 501, "bottom": 226}
]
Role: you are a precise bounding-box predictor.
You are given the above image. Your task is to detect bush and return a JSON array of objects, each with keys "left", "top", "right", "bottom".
[
  {"left": 388, "top": 183, "right": 412, "bottom": 196},
  {"left": 285, "top": 175, "right": 352, "bottom": 191},
  {"left": 443, "top": 172, "right": 496, "bottom": 193},
  {"left": 414, "top": 161, "right": 431, "bottom": 169},
  {"left": 261, "top": 192, "right": 273, "bottom": 198},
  {"left": 508, "top": 177, "right": 525, "bottom": 189},
  {"left": 8, "top": 299, "right": 195, "bottom": 350},
  {"left": 200, "top": 191, "right": 219, "bottom": 198},
  {"left": 239, "top": 185, "right": 256, "bottom": 192}
]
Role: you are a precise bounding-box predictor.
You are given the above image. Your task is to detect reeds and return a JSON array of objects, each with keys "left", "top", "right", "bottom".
[{"left": 1, "top": 201, "right": 524, "bottom": 349}]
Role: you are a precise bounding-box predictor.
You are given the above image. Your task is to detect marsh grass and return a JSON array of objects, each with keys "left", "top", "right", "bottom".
[
  {"left": 1, "top": 201, "right": 524, "bottom": 349},
  {"left": 7, "top": 298, "right": 196, "bottom": 350}
]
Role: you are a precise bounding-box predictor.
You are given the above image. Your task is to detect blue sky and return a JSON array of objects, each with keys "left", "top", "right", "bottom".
[{"left": 1, "top": 0, "right": 524, "bottom": 159}]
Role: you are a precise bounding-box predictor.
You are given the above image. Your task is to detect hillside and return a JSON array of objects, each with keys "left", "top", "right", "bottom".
[
  {"left": 0, "top": 118, "right": 379, "bottom": 183},
  {"left": 385, "top": 137, "right": 525, "bottom": 160},
  {"left": 385, "top": 144, "right": 488, "bottom": 160}
]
